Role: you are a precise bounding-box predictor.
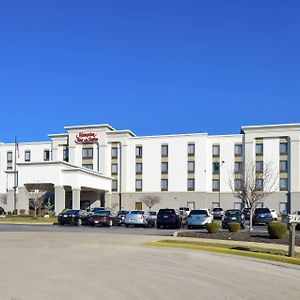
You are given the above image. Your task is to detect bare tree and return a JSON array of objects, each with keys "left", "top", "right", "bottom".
[
  {"left": 141, "top": 196, "right": 160, "bottom": 211},
  {"left": 229, "top": 160, "right": 278, "bottom": 231},
  {"left": 29, "top": 189, "right": 47, "bottom": 219}
]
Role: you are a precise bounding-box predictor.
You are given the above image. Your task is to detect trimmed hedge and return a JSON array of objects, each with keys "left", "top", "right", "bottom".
[
  {"left": 227, "top": 222, "right": 241, "bottom": 232},
  {"left": 206, "top": 222, "right": 220, "bottom": 233},
  {"left": 268, "top": 222, "right": 287, "bottom": 239}
]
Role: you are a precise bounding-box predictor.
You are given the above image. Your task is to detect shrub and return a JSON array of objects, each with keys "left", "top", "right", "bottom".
[
  {"left": 268, "top": 222, "right": 287, "bottom": 239},
  {"left": 206, "top": 222, "right": 220, "bottom": 233},
  {"left": 227, "top": 222, "right": 241, "bottom": 232}
]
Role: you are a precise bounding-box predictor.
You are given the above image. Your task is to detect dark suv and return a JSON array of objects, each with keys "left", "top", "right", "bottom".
[
  {"left": 253, "top": 208, "right": 272, "bottom": 225},
  {"left": 157, "top": 209, "right": 182, "bottom": 229}
]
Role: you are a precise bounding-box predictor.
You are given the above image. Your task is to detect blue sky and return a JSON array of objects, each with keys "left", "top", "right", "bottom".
[{"left": 0, "top": 1, "right": 299, "bottom": 142}]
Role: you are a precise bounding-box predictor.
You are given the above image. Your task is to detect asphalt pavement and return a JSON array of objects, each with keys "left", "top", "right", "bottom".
[{"left": 0, "top": 230, "right": 299, "bottom": 300}]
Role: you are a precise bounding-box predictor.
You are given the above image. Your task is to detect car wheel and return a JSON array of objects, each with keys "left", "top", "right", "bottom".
[
  {"left": 108, "top": 220, "right": 113, "bottom": 227},
  {"left": 77, "top": 219, "right": 82, "bottom": 226}
]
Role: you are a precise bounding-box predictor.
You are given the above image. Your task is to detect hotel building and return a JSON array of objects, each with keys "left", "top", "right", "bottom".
[{"left": 0, "top": 123, "right": 299, "bottom": 214}]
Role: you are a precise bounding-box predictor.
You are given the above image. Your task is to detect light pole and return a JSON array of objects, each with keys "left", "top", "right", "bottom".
[
  {"left": 118, "top": 142, "right": 122, "bottom": 210},
  {"left": 218, "top": 160, "right": 225, "bottom": 207}
]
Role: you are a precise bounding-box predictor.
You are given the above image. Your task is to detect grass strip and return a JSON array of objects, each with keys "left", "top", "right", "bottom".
[
  {"left": 0, "top": 217, "right": 56, "bottom": 224},
  {"left": 147, "top": 240, "right": 300, "bottom": 266}
]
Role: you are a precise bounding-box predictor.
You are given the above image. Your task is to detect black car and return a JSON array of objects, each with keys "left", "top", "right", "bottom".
[
  {"left": 58, "top": 209, "right": 89, "bottom": 226},
  {"left": 0, "top": 206, "right": 5, "bottom": 215},
  {"left": 156, "top": 209, "right": 182, "bottom": 229},
  {"left": 242, "top": 208, "right": 251, "bottom": 220},
  {"left": 88, "top": 210, "right": 121, "bottom": 227},
  {"left": 222, "top": 209, "right": 245, "bottom": 229},
  {"left": 253, "top": 208, "right": 272, "bottom": 225}
]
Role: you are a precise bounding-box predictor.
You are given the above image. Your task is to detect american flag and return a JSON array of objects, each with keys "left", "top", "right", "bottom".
[{"left": 16, "top": 140, "right": 20, "bottom": 158}]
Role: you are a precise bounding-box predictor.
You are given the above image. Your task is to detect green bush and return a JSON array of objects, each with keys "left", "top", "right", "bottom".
[
  {"left": 206, "top": 222, "right": 220, "bottom": 233},
  {"left": 268, "top": 222, "right": 287, "bottom": 239},
  {"left": 227, "top": 222, "right": 241, "bottom": 232}
]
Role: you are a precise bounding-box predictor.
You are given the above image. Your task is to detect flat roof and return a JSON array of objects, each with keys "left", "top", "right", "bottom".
[{"left": 64, "top": 124, "right": 116, "bottom": 131}]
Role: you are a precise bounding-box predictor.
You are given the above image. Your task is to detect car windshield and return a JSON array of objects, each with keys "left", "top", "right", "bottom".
[
  {"left": 225, "top": 210, "right": 240, "bottom": 217},
  {"left": 213, "top": 208, "right": 223, "bottom": 212},
  {"left": 131, "top": 211, "right": 144, "bottom": 214},
  {"left": 92, "top": 208, "right": 105, "bottom": 212},
  {"left": 158, "top": 209, "right": 175, "bottom": 214},
  {"left": 255, "top": 208, "right": 270, "bottom": 214},
  {"left": 118, "top": 210, "right": 129, "bottom": 214},
  {"left": 94, "top": 211, "right": 110, "bottom": 215},
  {"left": 63, "top": 210, "right": 79, "bottom": 215},
  {"left": 190, "top": 210, "right": 207, "bottom": 215}
]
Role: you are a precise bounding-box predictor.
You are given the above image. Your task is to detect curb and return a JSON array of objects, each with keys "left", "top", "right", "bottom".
[{"left": 0, "top": 222, "right": 55, "bottom": 226}]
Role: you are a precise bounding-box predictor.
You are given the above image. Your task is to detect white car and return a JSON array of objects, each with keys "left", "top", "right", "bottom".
[
  {"left": 187, "top": 209, "right": 213, "bottom": 229},
  {"left": 270, "top": 209, "right": 278, "bottom": 220}
]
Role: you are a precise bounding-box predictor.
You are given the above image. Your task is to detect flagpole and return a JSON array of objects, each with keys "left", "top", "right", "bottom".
[{"left": 14, "top": 136, "right": 17, "bottom": 213}]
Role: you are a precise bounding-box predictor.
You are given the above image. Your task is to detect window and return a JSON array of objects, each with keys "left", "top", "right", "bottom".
[
  {"left": 44, "top": 150, "right": 50, "bottom": 161},
  {"left": 82, "top": 148, "right": 93, "bottom": 159},
  {"left": 234, "top": 162, "right": 243, "bottom": 173},
  {"left": 112, "top": 180, "right": 118, "bottom": 192},
  {"left": 256, "top": 161, "right": 263, "bottom": 173},
  {"left": 256, "top": 144, "right": 263, "bottom": 156},
  {"left": 136, "top": 163, "right": 142, "bottom": 174},
  {"left": 256, "top": 178, "right": 263, "bottom": 190},
  {"left": 212, "top": 179, "right": 220, "bottom": 191},
  {"left": 111, "top": 147, "right": 118, "bottom": 158},
  {"left": 136, "top": 179, "right": 142, "bottom": 191},
  {"left": 111, "top": 164, "right": 118, "bottom": 175},
  {"left": 7, "top": 166, "right": 13, "bottom": 170},
  {"left": 212, "top": 145, "right": 220, "bottom": 157},
  {"left": 234, "top": 144, "right": 243, "bottom": 156},
  {"left": 161, "top": 179, "right": 168, "bottom": 191},
  {"left": 188, "top": 161, "right": 195, "bottom": 173},
  {"left": 63, "top": 146, "right": 69, "bottom": 162},
  {"left": 280, "top": 178, "right": 288, "bottom": 191},
  {"left": 280, "top": 160, "right": 288, "bottom": 173},
  {"left": 25, "top": 150, "right": 31, "bottom": 162},
  {"left": 161, "top": 145, "right": 168, "bottom": 157},
  {"left": 161, "top": 162, "right": 168, "bottom": 174},
  {"left": 187, "top": 179, "right": 195, "bottom": 191},
  {"left": 188, "top": 143, "right": 195, "bottom": 156},
  {"left": 213, "top": 162, "right": 220, "bottom": 173},
  {"left": 82, "top": 164, "right": 93, "bottom": 170},
  {"left": 7, "top": 152, "right": 12, "bottom": 162},
  {"left": 136, "top": 146, "right": 142, "bottom": 157},
  {"left": 234, "top": 179, "right": 242, "bottom": 191},
  {"left": 280, "top": 143, "right": 288, "bottom": 155}
]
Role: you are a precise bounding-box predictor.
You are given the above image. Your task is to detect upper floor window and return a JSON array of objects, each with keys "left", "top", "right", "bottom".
[
  {"left": 136, "top": 146, "right": 143, "bottom": 158},
  {"left": 280, "top": 160, "right": 288, "bottom": 173},
  {"left": 234, "top": 179, "right": 243, "bottom": 191},
  {"left": 111, "top": 164, "right": 118, "bottom": 175},
  {"left": 280, "top": 143, "right": 288, "bottom": 155},
  {"left": 234, "top": 144, "right": 243, "bottom": 156},
  {"left": 7, "top": 151, "right": 13, "bottom": 162},
  {"left": 212, "top": 179, "right": 220, "bottom": 191},
  {"left": 63, "top": 146, "right": 69, "bottom": 162},
  {"left": 187, "top": 179, "right": 195, "bottom": 191},
  {"left": 111, "top": 147, "right": 118, "bottom": 158},
  {"left": 161, "top": 179, "right": 168, "bottom": 191},
  {"left": 187, "top": 143, "right": 195, "bottom": 156},
  {"left": 161, "top": 162, "right": 168, "bottom": 174},
  {"left": 112, "top": 180, "right": 118, "bottom": 192},
  {"left": 234, "top": 162, "right": 243, "bottom": 173},
  {"left": 212, "top": 162, "right": 220, "bottom": 173},
  {"left": 136, "top": 163, "right": 143, "bottom": 174},
  {"left": 256, "top": 144, "right": 263, "bottom": 156},
  {"left": 256, "top": 161, "right": 263, "bottom": 173},
  {"left": 25, "top": 150, "right": 31, "bottom": 162},
  {"left": 161, "top": 145, "right": 168, "bottom": 157},
  {"left": 44, "top": 150, "right": 50, "bottom": 161},
  {"left": 82, "top": 148, "right": 93, "bottom": 159},
  {"left": 212, "top": 145, "right": 220, "bottom": 157},
  {"left": 188, "top": 161, "right": 195, "bottom": 173},
  {"left": 136, "top": 179, "right": 142, "bottom": 192},
  {"left": 255, "top": 178, "right": 264, "bottom": 190},
  {"left": 280, "top": 178, "right": 288, "bottom": 191}
]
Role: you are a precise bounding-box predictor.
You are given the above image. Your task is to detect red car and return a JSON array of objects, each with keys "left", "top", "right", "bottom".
[{"left": 88, "top": 210, "right": 121, "bottom": 227}]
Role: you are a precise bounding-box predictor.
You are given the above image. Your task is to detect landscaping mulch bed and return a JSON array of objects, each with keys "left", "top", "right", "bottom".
[{"left": 177, "top": 230, "right": 300, "bottom": 246}]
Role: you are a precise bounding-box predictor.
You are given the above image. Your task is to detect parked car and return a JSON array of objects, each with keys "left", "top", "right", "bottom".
[
  {"left": 157, "top": 209, "right": 182, "bottom": 229},
  {"left": 125, "top": 210, "right": 155, "bottom": 227},
  {"left": 242, "top": 207, "right": 251, "bottom": 220},
  {"left": 58, "top": 209, "right": 89, "bottom": 226},
  {"left": 253, "top": 208, "right": 273, "bottom": 225},
  {"left": 148, "top": 211, "right": 157, "bottom": 224},
  {"left": 88, "top": 210, "right": 121, "bottom": 227},
  {"left": 187, "top": 209, "right": 212, "bottom": 229},
  {"left": 212, "top": 207, "right": 224, "bottom": 220},
  {"left": 117, "top": 210, "right": 130, "bottom": 224},
  {"left": 270, "top": 209, "right": 278, "bottom": 221},
  {"left": 222, "top": 209, "right": 245, "bottom": 229},
  {"left": 0, "top": 206, "right": 5, "bottom": 215}
]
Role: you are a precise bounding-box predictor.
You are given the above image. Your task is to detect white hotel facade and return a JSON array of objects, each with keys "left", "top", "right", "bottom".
[{"left": 0, "top": 123, "right": 299, "bottom": 215}]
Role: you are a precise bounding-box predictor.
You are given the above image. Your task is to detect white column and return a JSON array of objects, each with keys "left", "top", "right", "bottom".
[
  {"left": 16, "top": 186, "right": 29, "bottom": 213},
  {"left": 72, "top": 187, "right": 81, "bottom": 210},
  {"left": 55, "top": 185, "right": 65, "bottom": 215},
  {"left": 6, "top": 189, "right": 15, "bottom": 213}
]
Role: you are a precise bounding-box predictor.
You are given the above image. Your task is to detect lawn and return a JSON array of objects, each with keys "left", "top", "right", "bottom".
[{"left": 0, "top": 216, "right": 57, "bottom": 224}]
